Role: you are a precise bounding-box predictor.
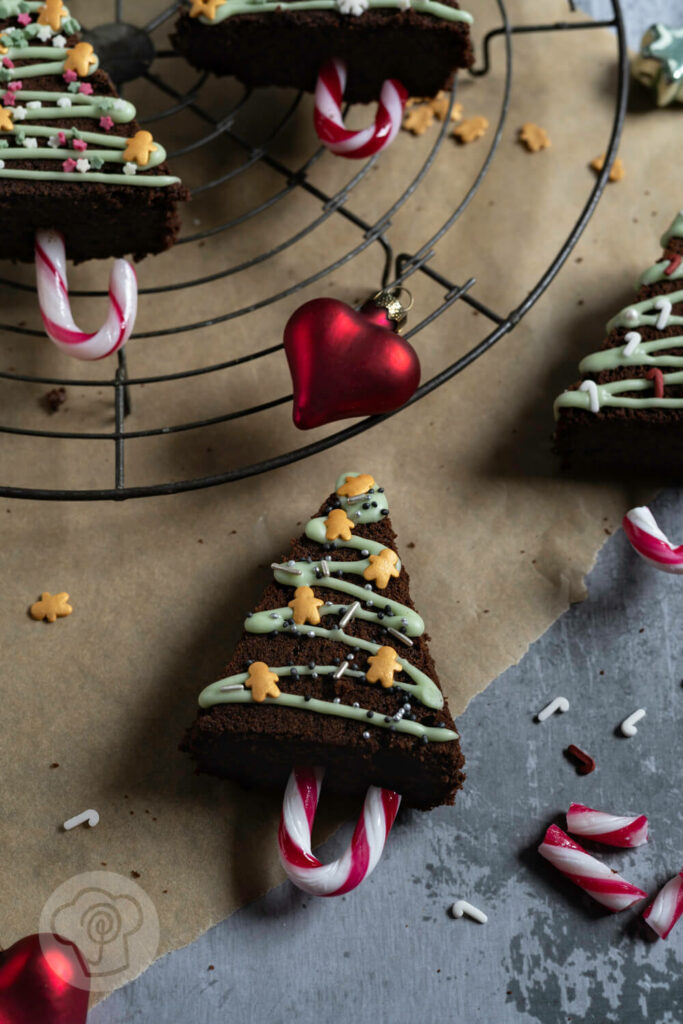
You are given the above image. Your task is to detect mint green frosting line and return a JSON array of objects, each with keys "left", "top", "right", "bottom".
[
  {"left": 196, "top": 0, "right": 472, "bottom": 25},
  {"left": 0, "top": 1, "right": 53, "bottom": 13},
  {"left": 661, "top": 210, "right": 683, "bottom": 249},
  {"left": 3, "top": 54, "right": 85, "bottom": 82},
  {"left": 579, "top": 335, "right": 683, "bottom": 373},
  {"left": 305, "top": 516, "right": 389, "bottom": 557},
  {"left": 0, "top": 167, "right": 180, "bottom": 184},
  {"left": 247, "top": 600, "right": 416, "bottom": 638},
  {"left": 639, "top": 259, "right": 683, "bottom": 287},
  {"left": 554, "top": 369, "right": 683, "bottom": 417},
  {"left": 607, "top": 289, "right": 683, "bottom": 332},
  {"left": 198, "top": 669, "right": 458, "bottom": 742},
  {"left": 0, "top": 142, "right": 168, "bottom": 168},
  {"left": 9, "top": 97, "right": 136, "bottom": 123}
]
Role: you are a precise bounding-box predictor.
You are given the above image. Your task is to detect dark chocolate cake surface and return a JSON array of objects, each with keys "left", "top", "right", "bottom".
[
  {"left": 0, "top": 1, "right": 187, "bottom": 261},
  {"left": 183, "top": 470, "right": 465, "bottom": 811},
  {"left": 172, "top": 0, "right": 474, "bottom": 103},
  {"left": 554, "top": 211, "right": 683, "bottom": 480}
]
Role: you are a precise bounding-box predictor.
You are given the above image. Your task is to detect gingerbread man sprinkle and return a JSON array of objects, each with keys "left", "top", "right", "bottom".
[
  {"left": 402, "top": 105, "right": 434, "bottom": 136},
  {"left": 37, "top": 0, "right": 68, "bottom": 31},
  {"left": 337, "top": 474, "right": 375, "bottom": 498},
  {"left": 64, "top": 42, "right": 98, "bottom": 78},
  {"left": 123, "top": 130, "right": 158, "bottom": 168},
  {"left": 363, "top": 548, "right": 400, "bottom": 590},
  {"left": 590, "top": 154, "right": 625, "bottom": 182},
  {"left": 324, "top": 508, "right": 355, "bottom": 541},
  {"left": 288, "top": 586, "right": 324, "bottom": 626},
  {"left": 245, "top": 662, "right": 281, "bottom": 703},
  {"left": 519, "top": 122, "right": 551, "bottom": 153},
  {"left": 0, "top": 107, "right": 13, "bottom": 132},
  {"left": 366, "top": 646, "right": 401, "bottom": 689},
  {"left": 189, "top": 0, "right": 227, "bottom": 18},
  {"left": 453, "top": 116, "right": 489, "bottom": 144},
  {"left": 30, "top": 591, "right": 73, "bottom": 623}
]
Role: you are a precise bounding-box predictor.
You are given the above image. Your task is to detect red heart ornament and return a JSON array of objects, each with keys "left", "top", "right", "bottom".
[
  {"left": 284, "top": 296, "right": 421, "bottom": 430},
  {"left": 0, "top": 933, "right": 90, "bottom": 1024}
]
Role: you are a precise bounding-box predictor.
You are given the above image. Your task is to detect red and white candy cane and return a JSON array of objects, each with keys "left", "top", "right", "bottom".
[
  {"left": 566, "top": 802, "right": 649, "bottom": 849},
  {"left": 538, "top": 825, "right": 648, "bottom": 912},
  {"left": 643, "top": 870, "right": 683, "bottom": 939},
  {"left": 623, "top": 506, "right": 683, "bottom": 574},
  {"left": 314, "top": 59, "right": 408, "bottom": 159},
  {"left": 35, "top": 228, "right": 138, "bottom": 361},
  {"left": 278, "top": 765, "right": 401, "bottom": 896}
]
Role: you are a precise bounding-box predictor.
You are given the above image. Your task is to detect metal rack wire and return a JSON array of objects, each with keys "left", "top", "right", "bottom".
[{"left": 0, "top": 0, "right": 628, "bottom": 499}]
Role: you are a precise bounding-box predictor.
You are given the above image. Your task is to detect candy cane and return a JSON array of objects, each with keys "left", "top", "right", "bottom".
[
  {"left": 35, "top": 229, "right": 137, "bottom": 361},
  {"left": 643, "top": 870, "right": 683, "bottom": 939},
  {"left": 566, "top": 802, "right": 649, "bottom": 848},
  {"left": 538, "top": 825, "right": 648, "bottom": 912},
  {"left": 313, "top": 59, "right": 408, "bottom": 159},
  {"left": 623, "top": 506, "right": 683, "bottom": 574},
  {"left": 278, "top": 765, "right": 401, "bottom": 897}
]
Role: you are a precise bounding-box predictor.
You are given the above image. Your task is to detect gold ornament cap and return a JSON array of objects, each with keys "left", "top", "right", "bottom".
[{"left": 371, "top": 287, "right": 413, "bottom": 325}]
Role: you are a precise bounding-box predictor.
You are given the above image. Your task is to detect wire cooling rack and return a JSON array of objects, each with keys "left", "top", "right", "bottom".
[{"left": 0, "top": 0, "right": 628, "bottom": 500}]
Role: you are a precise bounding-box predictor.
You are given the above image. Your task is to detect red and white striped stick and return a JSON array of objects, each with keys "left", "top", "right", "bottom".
[
  {"left": 278, "top": 765, "right": 401, "bottom": 897},
  {"left": 538, "top": 824, "right": 648, "bottom": 912},
  {"left": 623, "top": 507, "right": 683, "bottom": 574},
  {"left": 566, "top": 802, "right": 649, "bottom": 848},
  {"left": 35, "top": 228, "right": 138, "bottom": 361},
  {"left": 643, "top": 870, "right": 683, "bottom": 939},
  {"left": 314, "top": 59, "right": 408, "bottom": 159}
]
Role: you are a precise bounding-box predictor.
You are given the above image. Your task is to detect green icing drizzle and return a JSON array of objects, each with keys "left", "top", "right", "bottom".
[
  {"left": 198, "top": 668, "right": 458, "bottom": 742},
  {"left": 0, "top": 3, "right": 180, "bottom": 186},
  {"left": 579, "top": 335, "right": 683, "bottom": 374},
  {"left": 192, "top": 0, "right": 473, "bottom": 26},
  {"left": 554, "top": 369, "right": 683, "bottom": 417},
  {"left": 638, "top": 258, "right": 683, "bottom": 288},
  {"left": 661, "top": 209, "right": 683, "bottom": 249},
  {"left": 606, "top": 289, "right": 683, "bottom": 333}
]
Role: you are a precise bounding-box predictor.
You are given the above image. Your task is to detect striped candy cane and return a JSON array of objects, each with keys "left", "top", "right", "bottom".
[
  {"left": 314, "top": 59, "right": 408, "bottom": 159},
  {"left": 643, "top": 870, "right": 683, "bottom": 939},
  {"left": 538, "top": 825, "right": 648, "bottom": 912},
  {"left": 623, "top": 506, "right": 683, "bottom": 574},
  {"left": 35, "top": 229, "right": 138, "bottom": 361},
  {"left": 566, "top": 803, "right": 649, "bottom": 848},
  {"left": 278, "top": 766, "right": 401, "bottom": 897}
]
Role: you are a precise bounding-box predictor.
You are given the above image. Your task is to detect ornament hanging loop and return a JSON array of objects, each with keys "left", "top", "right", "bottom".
[{"left": 371, "top": 287, "right": 413, "bottom": 325}]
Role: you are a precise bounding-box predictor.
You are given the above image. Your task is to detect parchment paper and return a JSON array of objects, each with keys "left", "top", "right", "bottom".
[{"left": 0, "top": 0, "right": 674, "bottom": 1001}]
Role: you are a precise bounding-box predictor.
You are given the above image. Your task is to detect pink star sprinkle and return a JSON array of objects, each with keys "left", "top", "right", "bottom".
[
  {"left": 2, "top": 58, "right": 14, "bottom": 69},
  {"left": 17, "top": 13, "right": 31, "bottom": 25},
  {"left": 2, "top": 91, "right": 15, "bottom": 106},
  {"left": 57, "top": 130, "right": 67, "bottom": 145},
  {"left": 8, "top": 80, "right": 22, "bottom": 91},
  {"left": 62, "top": 158, "right": 77, "bottom": 173},
  {"left": 78, "top": 82, "right": 93, "bottom": 95},
  {"left": 62, "top": 69, "right": 77, "bottom": 83},
  {"left": 72, "top": 138, "right": 87, "bottom": 151},
  {"left": 99, "top": 115, "right": 114, "bottom": 131}
]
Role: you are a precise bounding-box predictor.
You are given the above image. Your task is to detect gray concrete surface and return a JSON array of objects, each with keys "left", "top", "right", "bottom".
[{"left": 90, "top": 2, "right": 683, "bottom": 1021}]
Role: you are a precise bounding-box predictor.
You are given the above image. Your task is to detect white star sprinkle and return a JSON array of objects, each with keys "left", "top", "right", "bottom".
[
  {"left": 56, "top": 97, "right": 72, "bottom": 108},
  {"left": 26, "top": 100, "right": 42, "bottom": 109},
  {"left": 24, "top": 137, "right": 38, "bottom": 148},
  {"left": 123, "top": 161, "right": 137, "bottom": 175},
  {"left": 52, "top": 34, "right": 67, "bottom": 47},
  {"left": 47, "top": 135, "right": 61, "bottom": 148},
  {"left": 75, "top": 157, "right": 90, "bottom": 173},
  {"left": 13, "top": 106, "right": 26, "bottom": 120},
  {"left": 336, "top": 0, "right": 368, "bottom": 12},
  {"left": 0, "top": 159, "right": 5, "bottom": 169},
  {"left": 36, "top": 25, "right": 53, "bottom": 41}
]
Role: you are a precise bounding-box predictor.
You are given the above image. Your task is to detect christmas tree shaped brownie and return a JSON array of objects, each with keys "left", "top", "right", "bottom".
[
  {"left": 0, "top": 1, "right": 187, "bottom": 261},
  {"left": 183, "top": 471, "right": 464, "bottom": 810},
  {"left": 554, "top": 211, "right": 683, "bottom": 477}
]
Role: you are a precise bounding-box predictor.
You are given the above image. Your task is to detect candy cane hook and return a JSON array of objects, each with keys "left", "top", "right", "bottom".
[
  {"left": 623, "top": 506, "right": 683, "bottom": 574},
  {"left": 278, "top": 766, "right": 401, "bottom": 896},
  {"left": 314, "top": 59, "right": 408, "bottom": 159},
  {"left": 35, "top": 229, "right": 138, "bottom": 361}
]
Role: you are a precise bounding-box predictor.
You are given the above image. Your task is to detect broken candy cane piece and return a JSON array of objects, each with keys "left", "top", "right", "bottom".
[
  {"left": 643, "top": 871, "right": 683, "bottom": 939},
  {"left": 623, "top": 507, "right": 683, "bottom": 574},
  {"left": 566, "top": 802, "right": 649, "bottom": 848},
  {"left": 538, "top": 825, "right": 648, "bottom": 912}
]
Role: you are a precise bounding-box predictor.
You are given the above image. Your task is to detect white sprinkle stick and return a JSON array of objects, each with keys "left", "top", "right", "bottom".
[
  {"left": 63, "top": 809, "right": 99, "bottom": 831},
  {"left": 339, "top": 601, "right": 360, "bottom": 629},
  {"left": 334, "top": 660, "right": 350, "bottom": 680},
  {"left": 220, "top": 683, "right": 245, "bottom": 693},
  {"left": 654, "top": 297, "right": 673, "bottom": 330},
  {"left": 271, "top": 562, "right": 302, "bottom": 576},
  {"left": 450, "top": 900, "right": 488, "bottom": 924},
  {"left": 620, "top": 708, "right": 646, "bottom": 737},
  {"left": 387, "top": 627, "right": 414, "bottom": 647},
  {"left": 579, "top": 379, "right": 600, "bottom": 413},
  {"left": 536, "top": 696, "right": 570, "bottom": 722},
  {"left": 320, "top": 559, "right": 331, "bottom": 577},
  {"left": 622, "top": 331, "right": 641, "bottom": 356},
  {"left": 345, "top": 491, "right": 373, "bottom": 504}
]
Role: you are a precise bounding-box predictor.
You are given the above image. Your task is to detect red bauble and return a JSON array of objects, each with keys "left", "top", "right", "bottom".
[
  {"left": 0, "top": 933, "right": 90, "bottom": 1024},
  {"left": 283, "top": 296, "right": 421, "bottom": 429}
]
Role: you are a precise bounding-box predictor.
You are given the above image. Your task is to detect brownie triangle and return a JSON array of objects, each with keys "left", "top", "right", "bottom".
[
  {"left": 183, "top": 471, "right": 465, "bottom": 810},
  {"left": 0, "top": 1, "right": 187, "bottom": 261},
  {"left": 554, "top": 210, "right": 683, "bottom": 478}
]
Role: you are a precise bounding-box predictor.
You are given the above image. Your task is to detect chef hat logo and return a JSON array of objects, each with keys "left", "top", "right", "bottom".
[{"left": 40, "top": 871, "right": 159, "bottom": 991}]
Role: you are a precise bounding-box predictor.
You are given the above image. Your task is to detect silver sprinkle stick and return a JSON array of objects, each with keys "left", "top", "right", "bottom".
[
  {"left": 345, "top": 492, "right": 372, "bottom": 504},
  {"left": 220, "top": 683, "right": 246, "bottom": 693},
  {"left": 339, "top": 601, "right": 360, "bottom": 629},
  {"left": 271, "top": 562, "right": 302, "bottom": 575},
  {"left": 388, "top": 627, "right": 414, "bottom": 647},
  {"left": 333, "top": 661, "right": 350, "bottom": 680},
  {"left": 320, "top": 559, "right": 331, "bottom": 577}
]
